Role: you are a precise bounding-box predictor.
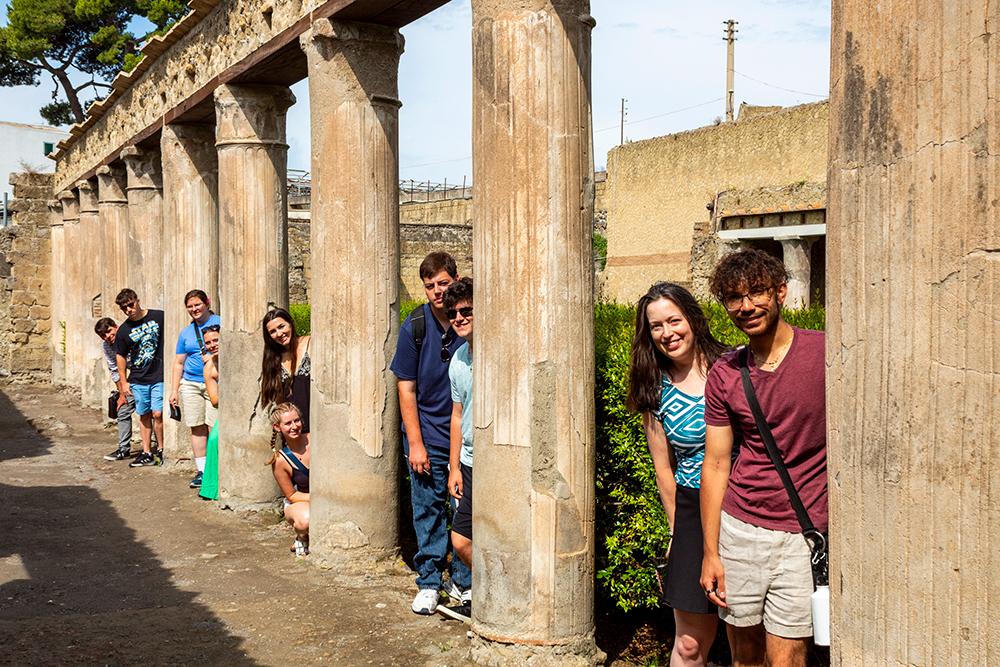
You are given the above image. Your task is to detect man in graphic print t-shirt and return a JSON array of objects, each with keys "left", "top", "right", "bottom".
[{"left": 113, "top": 288, "right": 166, "bottom": 468}]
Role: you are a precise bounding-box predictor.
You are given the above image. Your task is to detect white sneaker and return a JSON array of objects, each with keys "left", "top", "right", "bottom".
[
  {"left": 411, "top": 588, "right": 440, "bottom": 615},
  {"left": 447, "top": 581, "right": 472, "bottom": 605},
  {"left": 293, "top": 539, "right": 309, "bottom": 557}
]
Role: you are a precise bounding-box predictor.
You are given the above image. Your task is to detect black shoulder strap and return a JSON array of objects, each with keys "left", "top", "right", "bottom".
[
  {"left": 411, "top": 305, "right": 426, "bottom": 351},
  {"left": 411, "top": 305, "right": 426, "bottom": 382},
  {"left": 193, "top": 320, "right": 206, "bottom": 356},
  {"left": 738, "top": 346, "right": 828, "bottom": 583}
]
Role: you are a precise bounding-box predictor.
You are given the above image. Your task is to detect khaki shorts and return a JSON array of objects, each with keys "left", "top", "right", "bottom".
[
  {"left": 179, "top": 379, "right": 217, "bottom": 429},
  {"left": 718, "top": 511, "right": 814, "bottom": 638}
]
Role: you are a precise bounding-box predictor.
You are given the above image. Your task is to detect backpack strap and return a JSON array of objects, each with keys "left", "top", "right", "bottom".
[
  {"left": 738, "top": 346, "right": 828, "bottom": 586},
  {"left": 411, "top": 304, "right": 426, "bottom": 381},
  {"left": 280, "top": 446, "right": 310, "bottom": 477},
  {"left": 193, "top": 320, "right": 206, "bottom": 356}
]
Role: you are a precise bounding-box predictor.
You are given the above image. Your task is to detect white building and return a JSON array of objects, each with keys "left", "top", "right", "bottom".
[{"left": 0, "top": 120, "right": 67, "bottom": 224}]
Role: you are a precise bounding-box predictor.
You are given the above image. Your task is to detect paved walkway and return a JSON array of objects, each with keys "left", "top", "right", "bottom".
[{"left": 0, "top": 383, "right": 469, "bottom": 666}]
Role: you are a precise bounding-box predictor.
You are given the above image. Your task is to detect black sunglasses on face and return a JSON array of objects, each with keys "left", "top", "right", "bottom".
[{"left": 446, "top": 306, "right": 474, "bottom": 321}]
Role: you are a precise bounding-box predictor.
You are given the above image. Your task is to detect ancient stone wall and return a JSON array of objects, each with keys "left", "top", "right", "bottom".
[
  {"left": 602, "top": 101, "right": 828, "bottom": 303},
  {"left": 0, "top": 173, "right": 53, "bottom": 381},
  {"left": 288, "top": 176, "right": 607, "bottom": 304}
]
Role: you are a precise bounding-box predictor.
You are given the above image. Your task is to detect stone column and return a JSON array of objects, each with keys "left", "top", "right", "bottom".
[
  {"left": 828, "top": 2, "right": 999, "bottom": 664},
  {"left": 470, "top": 1, "right": 601, "bottom": 663},
  {"left": 299, "top": 20, "right": 403, "bottom": 562},
  {"left": 161, "top": 124, "right": 219, "bottom": 461},
  {"left": 120, "top": 146, "right": 164, "bottom": 308},
  {"left": 77, "top": 179, "right": 105, "bottom": 409},
  {"left": 214, "top": 83, "right": 294, "bottom": 507},
  {"left": 97, "top": 165, "right": 130, "bottom": 318},
  {"left": 48, "top": 200, "right": 66, "bottom": 385},
  {"left": 778, "top": 236, "right": 812, "bottom": 309},
  {"left": 57, "top": 190, "right": 81, "bottom": 392}
]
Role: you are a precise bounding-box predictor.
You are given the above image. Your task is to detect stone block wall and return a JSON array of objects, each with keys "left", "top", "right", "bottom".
[{"left": 0, "top": 172, "right": 53, "bottom": 381}]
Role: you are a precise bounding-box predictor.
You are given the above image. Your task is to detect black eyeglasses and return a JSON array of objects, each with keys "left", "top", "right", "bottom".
[
  {"left": 721, "top": 285, "right": 774, "bottom": 312},
  {"left": 446, "top": 306, "right": 474, "bottom": 321},
  {"left": 440, "top": 330, "right": 455, "bottom": 363}
]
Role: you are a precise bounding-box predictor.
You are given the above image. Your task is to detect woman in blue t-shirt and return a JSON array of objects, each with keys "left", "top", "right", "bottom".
[
  {"left": 626, "top": 282, "right": 728, "bottom": 667},
  {"left": 168, "top": 289, "right": 222, "bottom": 490}
]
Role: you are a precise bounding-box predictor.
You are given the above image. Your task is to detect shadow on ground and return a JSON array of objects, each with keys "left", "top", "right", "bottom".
[{"left": 0, "top": 389, "right": 259, "bottom": 665}]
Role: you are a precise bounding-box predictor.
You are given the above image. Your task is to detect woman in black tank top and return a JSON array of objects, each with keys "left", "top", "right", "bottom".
[{"left": 268, "top": 402, "right": 310, "bottom": 556}]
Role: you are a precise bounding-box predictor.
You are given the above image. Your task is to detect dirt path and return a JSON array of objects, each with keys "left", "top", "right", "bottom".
[{"left": 0, "top": 383, "right": 472, "bottom": 666}]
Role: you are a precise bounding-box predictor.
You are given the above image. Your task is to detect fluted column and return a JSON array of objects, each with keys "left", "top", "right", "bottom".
[
  {"left": 48, "top": 200, "right": 66, "bottom": 385},
  {"left": 161, "top": 124, "right": 219, "bottom": 460},
  {"left": 77, "top": 179, "right": 105, "bottom": 409},
  {"left": 120, "top": 146, "right": 164, "bottom": 309},
  {"left": 779, "top": 237, "right": 812, "bottom": 309},
  {"left": 97, "top": 165, "right": 130, "bottom": 318},
  {"left": 300, "top": 19, "right": 403, "bottom": 562},
  {"left": 57, "top": 190, "right": 81, "bottom": 392},
  {"left": 828, "top": 2, "right": 1000, "bottom": 663},
  {"left": 470, "top": 0, "right": 600, "bottom": 663},
  {"left": 214, "top": 83, "right": 294, "bottom": 507}
]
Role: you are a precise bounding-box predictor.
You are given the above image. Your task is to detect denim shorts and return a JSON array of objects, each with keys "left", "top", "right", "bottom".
[{"left": 132, "top": 382, "right": 164, "bottom": 416}]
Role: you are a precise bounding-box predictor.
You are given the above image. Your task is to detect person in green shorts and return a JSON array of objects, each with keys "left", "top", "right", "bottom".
[{"left": 199, "top": 325, "right": 221, "bottom": 500}]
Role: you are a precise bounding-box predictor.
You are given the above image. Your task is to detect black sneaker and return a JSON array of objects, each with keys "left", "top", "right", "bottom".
[
  {"left": 189, "top": 471, "right": 203, "bottom": 488},
  {"left": 436, "top": 602, "right": 471, "bottom": 624},
  {"left": 152, "top": 449, "right": 163, "bottom": 466},
  {"left": 103, "top": 448, "right": 132, "bottom": 461},
  {"left": 129, "top": 452, "right": 157, "bottom": 467}
]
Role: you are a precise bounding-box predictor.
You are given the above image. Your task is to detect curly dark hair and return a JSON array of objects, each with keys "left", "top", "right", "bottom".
[
  {"left": 443, "top": 277, "right": 473, "bottom": 310},
  {"left": 709, "top": 249, "right": 789, "bottom": 302},
  {"left": 626, "top": 282, "right": 728, "bottom": 414}
]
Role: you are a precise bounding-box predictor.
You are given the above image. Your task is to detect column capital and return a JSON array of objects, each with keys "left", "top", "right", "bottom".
[
  {"left": 47, "top": 199, "right": 64, "bottom": 226},
  {"left": 58, "top": 190, "right": 80, "bottom": 222},
  {"left": 120, "top": 145, "right": 163, "bottom": 191},
  {"left": 96, "top": 165, "right": 128, "bottom": 204},
  {"left": 300, "top": 20, "right": 404, "bottom": 107},
  {"left": 76, "top": 179, "right": 98, "bottom": 213},
  {"left": 214, "top": 84, "right": 296, "bottom": 148}
]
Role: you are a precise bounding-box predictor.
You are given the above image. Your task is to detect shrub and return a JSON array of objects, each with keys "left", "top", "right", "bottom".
[
  {"left": 288, "top": 304, "right": 311, "bottom": 336},
  {"left": 594, "top": 300, "right": 825, "bottom": 611},
  {"left": 284, "top": 299, "right": 825, "bottom": 612}
]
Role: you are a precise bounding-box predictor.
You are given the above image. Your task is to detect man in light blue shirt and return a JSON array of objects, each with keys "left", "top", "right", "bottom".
[{"left": 445, "top": 278, "right": 474, "bottom": 621}]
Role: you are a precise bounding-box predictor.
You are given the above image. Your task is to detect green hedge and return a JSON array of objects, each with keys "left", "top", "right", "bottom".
[
  {"left": 288, "top": 299, "right": 825, "bottom": 611},
  {"left": 595, "top": 300, "right": 825, "bottom": 611}
]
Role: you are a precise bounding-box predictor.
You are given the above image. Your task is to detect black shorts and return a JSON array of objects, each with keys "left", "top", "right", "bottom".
[
  {"left": 451, "top": 463, "right": 473, "bottom": 540},
  {"left": 663, "top": 485, "right": 716, "bottom": 615}
]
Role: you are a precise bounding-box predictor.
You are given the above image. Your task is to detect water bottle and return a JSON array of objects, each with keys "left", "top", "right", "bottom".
[{"left": 811, "top": 584, "right": 830, "bottom": 646}]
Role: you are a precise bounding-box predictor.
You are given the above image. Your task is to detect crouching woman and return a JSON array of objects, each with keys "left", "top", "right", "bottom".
[{"left": 268, "top": 402, "right": 310, "bottom": 556}]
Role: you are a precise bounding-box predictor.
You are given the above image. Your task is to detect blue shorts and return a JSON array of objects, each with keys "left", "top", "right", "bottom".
[{"left": 132, "top": 382, "right": 164, "bottom": 416}]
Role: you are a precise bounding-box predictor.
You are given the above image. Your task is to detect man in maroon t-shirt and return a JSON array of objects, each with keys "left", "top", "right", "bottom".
[{"left": 700, "top": 249, "right": 827, "bottom": 667}]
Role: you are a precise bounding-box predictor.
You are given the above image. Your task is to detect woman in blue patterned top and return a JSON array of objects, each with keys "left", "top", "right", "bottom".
[{"left": 627, "top": 282, "right": 728, "bottom": 667}]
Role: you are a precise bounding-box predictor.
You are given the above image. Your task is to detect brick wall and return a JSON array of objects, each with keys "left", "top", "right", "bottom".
[{"left": 0, "top": 172, "right": 53, "bottom": 381}]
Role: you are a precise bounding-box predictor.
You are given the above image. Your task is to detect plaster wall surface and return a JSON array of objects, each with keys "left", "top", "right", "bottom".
[
  {"left": 827, "top": 2, "right": 1000, "bottom": 664},
  {"left": 602, "top": 102, "right": 828, "bottom": 303},
  {"left": 0, "top": 122, "right": 65, "bottom": 201}
]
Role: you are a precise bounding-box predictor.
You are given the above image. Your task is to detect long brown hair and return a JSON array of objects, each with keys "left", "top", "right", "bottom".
[
  {"left": 626, "top": 282, "right": 728, "bottom": 414},
  {"left": 259, "top": 308, "right": 297, "bottom": 409}
]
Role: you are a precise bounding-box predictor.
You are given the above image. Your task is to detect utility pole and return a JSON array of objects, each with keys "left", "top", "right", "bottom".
[
  {"left": 723, "top": 19, "right": 738, "bottom": 122},
  {"left": 619, "top": 98, "right": 627, "bottom": 145}
]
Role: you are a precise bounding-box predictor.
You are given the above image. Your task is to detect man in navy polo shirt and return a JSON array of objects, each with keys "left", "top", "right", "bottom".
[{"left": 390, "top": 252, "right": 471, "bottom": 615}]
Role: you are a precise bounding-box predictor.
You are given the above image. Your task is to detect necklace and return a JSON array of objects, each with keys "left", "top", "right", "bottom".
[{"left": 754, "top": 338, "right": 792, "bottom": 369}]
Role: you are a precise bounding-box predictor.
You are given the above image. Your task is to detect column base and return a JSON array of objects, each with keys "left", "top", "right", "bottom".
[{"left": 469, "top": 632, "right": 606, "bottom": 667}]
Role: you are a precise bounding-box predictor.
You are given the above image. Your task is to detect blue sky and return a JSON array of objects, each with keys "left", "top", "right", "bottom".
[{"left": 3, "top": 0, "right": 831, "bottom": 182}]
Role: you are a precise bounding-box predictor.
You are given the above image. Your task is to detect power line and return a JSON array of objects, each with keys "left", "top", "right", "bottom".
[
  {"left": 402, "top": 97, "right": 727, "bottom": 169},
  {"left": 595, "top": 97, "right": 724, "bottom": 133},
  {"left": 733, "top": 70, "right": 826, "bottom": 98}
]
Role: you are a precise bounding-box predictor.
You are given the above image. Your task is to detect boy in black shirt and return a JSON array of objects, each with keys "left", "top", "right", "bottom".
[{"left": 113, "top": 288, "right": 166, "bottom": 467}]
